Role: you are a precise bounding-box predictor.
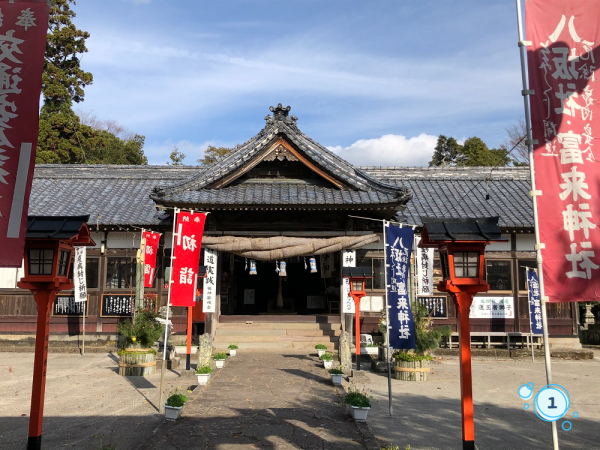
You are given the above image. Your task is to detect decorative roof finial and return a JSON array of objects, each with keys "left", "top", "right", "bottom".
[{"left": 266, "top": 104, "right": 297, "bottom": 126}]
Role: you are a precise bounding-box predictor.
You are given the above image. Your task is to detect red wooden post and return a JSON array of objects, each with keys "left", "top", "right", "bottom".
[
  {"left": 354, "top": 296, "right": 361, "bottom": 370},
  {"left": 28, "top": 289, "right": 56, "bottom": 450},
  {"left": 186, "top": 306, "right": 192, "bottom": 370},
  {"left": 455, "top": 291, "right": 475, "bottom": 450}
]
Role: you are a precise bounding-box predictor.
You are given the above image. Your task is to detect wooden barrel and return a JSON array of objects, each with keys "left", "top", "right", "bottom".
[
  {"left": 119, "top": 349, "right": 157, "bottom": 376},
  {"left": 394, "top": 359, "right": 431, "bottom": 382}
]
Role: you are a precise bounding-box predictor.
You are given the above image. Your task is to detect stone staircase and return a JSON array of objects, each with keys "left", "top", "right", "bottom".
[{"left": 213, "top": 315, "right": 341, "bottom": 351}]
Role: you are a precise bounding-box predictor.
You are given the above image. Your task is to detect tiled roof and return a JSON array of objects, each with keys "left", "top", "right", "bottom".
[
  {"left": 29, "top": 165, "right": 199, "bottom": 226},
  {"left": 30, "top": 164, "right": 534, "bottom": 229},
  {"left": 151, "top": 104, "right": 410, "bottom": 206},
  {"left": 360, "top": 166, "right": 533, "bottom": 228}
]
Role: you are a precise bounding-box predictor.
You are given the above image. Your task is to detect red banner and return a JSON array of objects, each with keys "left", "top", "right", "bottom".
[
  {"left": 526, "top": 1, "right": 600, "bottom": 302},
  {"left": 143, "top": 231, "right": 161, "bottom": 288},
  {"left": 0, "top": 1, "right": 49, "bottom": 267},
  {"left": 170, "top": 211, "right": 206, "bottom": 307}
]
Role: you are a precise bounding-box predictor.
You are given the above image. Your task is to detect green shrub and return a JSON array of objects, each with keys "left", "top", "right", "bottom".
[
  {"left": 345, "top": 385, "right": 371, "bottom": 408},
  {"left": 329, "top": 368, "right": 343, "bottom": 375},
  {"left": 315, "top": 343, "right": 327, "bottom": 350},
  {"left": 117, "top": 309, "right": 163, "bottom": 348},
  {"left": 320, "top": 352, "right": 334, "bottom": 361},
  {"left": 166, "top": 393, "right": 188, "bottom": 408},
  {"left": 117, "top": 348, "right": 157, "bottom": 356},
  {"left": 393, "top": 352, "right": 433, "bottom": 362},
  {"left": 228, "top": 344, "right": 238, "bottom": 350},
  {"left": 213, "top": 352, "right": 228, "bottom": 360},
  {"left": 195, "top": 365, "right": 213, "bottom": 375},
  {"left": 412, "top": 301, "right": 452, "bottom": 354}
]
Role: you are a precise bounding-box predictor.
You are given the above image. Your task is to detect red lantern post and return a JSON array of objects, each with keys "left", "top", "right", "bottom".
[
  {"left": 420, "top": 217, "right": 505, "bottom": 450},
  {"left": 17, "top": 216, "right": 95, "bottom": 450},
  {"left": 342, "top": 267, "right": 372, "bottom": 371}
]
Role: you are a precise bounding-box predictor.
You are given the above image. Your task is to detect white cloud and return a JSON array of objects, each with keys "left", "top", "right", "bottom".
[{"left": 328, "top": 134, "right": 437, "bottom": 167}]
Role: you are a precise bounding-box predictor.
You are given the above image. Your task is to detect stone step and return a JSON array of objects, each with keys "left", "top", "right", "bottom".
[
  {"left": 213, "top": 341, "right": 337, "bottom": 351},
  {"left": 216, "top": 322, "right": 341, "bottom": 331},
  {"left": 215, "top": 328, "right": 288, "bottom": 337}
]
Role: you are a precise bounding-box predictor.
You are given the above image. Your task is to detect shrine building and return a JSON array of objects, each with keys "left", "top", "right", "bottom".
[{"left": 0, "top": 105, "right": 580, "bottom": 350}]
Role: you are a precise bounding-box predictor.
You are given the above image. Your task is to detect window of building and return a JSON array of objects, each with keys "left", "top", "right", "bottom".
[
  {"left": 356, "top": 250, "right": 385, "bottom": 290},
  {"left": 86, "top": 258, "right": 99, "bottom": 289},
  {"left": 518, "top": 260, "right": 537, "bottom": 291},
  {"left": 485, "top": 259, "right": 512, "bottom": 291},
  {"left": 106, "top": 257, "right": 136, "bottom": 289}
]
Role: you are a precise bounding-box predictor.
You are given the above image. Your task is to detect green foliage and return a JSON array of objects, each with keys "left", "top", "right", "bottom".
[
  {"left": 197, "top": 145, "right": 234, "bottom": 165},
  {"left": 393, "top": 352, "right": 433, "bottom": 362},
  {"left": 345, "top": 385, "right": 371, "bottom": 408},
  {"left": 166, "top": 393, "right": 189, "bottom": 408},
  {"left": 117, "top": 310, "right": 163, "bottom": 348},
  {"left": 328, "top": 368, "right": 344, "bottom": 375},
  {"left": 168, "top": 147, "right": 186, "bottom": 165},
  {"left": 315, "top": 344, "right": 327, "bottom": 350},
  {"left": 320, "top": 352, "right": 334, "bottom": 361},
  {"left": 411, "top": 301, "right": 452, "bottom": 355},
  {"left": 43, "top": 0, "right": 92, "bottom": 110},
  {"left": 117, "top": 348, "right": 157, "bottom": 356},
  {"left": 228, "top": 344, "right": 239, "bottom": 350},
  {"left": 213, "top": 352, "right": 228, "bottom": 360},
  {"left": 37, "top": 1, "right": 147, "bottom": 164},
  {"left": 195, "top": 365, "right": 213, "bottom": 375},
  {"left": 429, "top": 135, "right": 513, "bottom": 167}
]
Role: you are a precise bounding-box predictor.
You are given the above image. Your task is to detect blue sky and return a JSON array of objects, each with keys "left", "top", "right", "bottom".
[{"left": 72, "top": 0, "right": 525, "bottom": 166}]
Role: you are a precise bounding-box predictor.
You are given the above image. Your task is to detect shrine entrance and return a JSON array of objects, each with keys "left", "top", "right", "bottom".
[{"left": 223, "top": 254, "right": 339, "bottom": 316}]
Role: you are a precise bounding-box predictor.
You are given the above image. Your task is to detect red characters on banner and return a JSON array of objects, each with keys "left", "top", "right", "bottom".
[
  {"left": 143, "top": 231, "right": 161, "bottom": 288},
  {"left": 526, "top": 0, "right": 600, "bottom": 302},
  {"left": 170, "top": 211, "right": 206, "bottom": 306},
  {"left": 0, "top": 1, "right": 49, "bottom": 267}
]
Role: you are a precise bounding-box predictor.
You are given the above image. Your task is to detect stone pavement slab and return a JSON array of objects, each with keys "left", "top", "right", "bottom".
[
  {"left": 140, "top": 351, "right": 369, "bottom": 450},
  {"left": 356, "top": 352, "right": 600, "bottom": 450}
]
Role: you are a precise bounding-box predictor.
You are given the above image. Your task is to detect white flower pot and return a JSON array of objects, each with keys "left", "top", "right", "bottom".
[
  {"left": 317, "top": 349, "right": 326, "bottom": 357},
  {"left": 197, "top": 373, "right": 210, "bottom": 385},
  {"left": 331, "top": 374, "right": 343, "bottom": 385},
  {"left": 361, "top": 347, "right": 379, "bottom": 355},
  {"left": 215, "top": 359, "right": 225, "bottom": 368},
  {"left": 164, "top": 404, "right": 183, "bottom": 421},
  {"left": 229, "top": 349, "right": 237, "bottom": 356},
  {"left": 323, "top": 359, "right": 333, "bottom": 369},
  {"left": 349, "top": 405, "right": 370, "bottom": 421}
]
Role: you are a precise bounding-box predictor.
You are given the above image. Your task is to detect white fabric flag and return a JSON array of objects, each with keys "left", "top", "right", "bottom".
[{"left": 74, "top": 247, "right": 87, "bottom": 303}]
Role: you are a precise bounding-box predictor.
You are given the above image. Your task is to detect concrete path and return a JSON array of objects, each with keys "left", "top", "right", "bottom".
[
  {"left": 140, "top": 352, "right": 369, "bottom": 450},
  {"left": 357, "top": 352, "right": 600, "bottom": 450}
]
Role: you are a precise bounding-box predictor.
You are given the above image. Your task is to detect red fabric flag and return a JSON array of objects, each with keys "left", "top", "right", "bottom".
[
  {"left": 526, "top": 0, "right": 600, "bottom": 302},
  {"left": 0, "top": 1, "right": 49, "bottom": 267},
  {"left": 143, "top": 231, "right": 161, "bottom": 288},
  {"left": 170, "top": 211, "right": 206, "bottom": 307}
]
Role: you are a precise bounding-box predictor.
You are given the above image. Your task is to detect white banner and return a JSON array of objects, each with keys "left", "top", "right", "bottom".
[
  {"left": 202, "top": 249, "right": 217, "bottom": 313},
  {"left": 73, "top": 247, "right": 87, "bottom": 303},
  {"left": 341, "top": 249, "right": 356, "bottom": 313},
  {"left": 469, "top": 296, "right": 514, "bottom": 319},
  {"left": 414, "top": 236, "right": 434, "bottom": 296}
]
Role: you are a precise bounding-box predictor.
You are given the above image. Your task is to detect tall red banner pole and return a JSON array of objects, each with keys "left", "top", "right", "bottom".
[{"left": 186, "top": 306, "right": 192, "bottom": 370}]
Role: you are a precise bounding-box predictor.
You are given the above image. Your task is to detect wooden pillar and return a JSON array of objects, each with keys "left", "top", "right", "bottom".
[
  {"left": 28, "top": 289, "right": 57, "bottom": 450},
  {"left": 455, "top": 291, "right": 475, "bottom": 450}
]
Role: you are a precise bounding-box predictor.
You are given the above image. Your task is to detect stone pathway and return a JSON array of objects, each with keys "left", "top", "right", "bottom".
[{"left": 141, "top": 351, "right": 370, "bottom": 450}]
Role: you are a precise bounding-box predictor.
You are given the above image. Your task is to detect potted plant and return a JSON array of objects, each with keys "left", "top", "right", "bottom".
[
  {"left": 164, "top": 390, "right": 189, "bottom": 421},
  {"left": 393, "top": 301, "right": 452, "bottom": 381},
  {"left": 328, "top": 367, "right": 344, "bottom": 385},
  {"left": 345, "top": 385, "right": 371, "bottom": 421},
  {"left": 320, "top": 351, "right": 334, "bottom": 369},
  {"left": 361, "top": 342, "right": 380, "bottom": 356},
  {"left": 213, "top": 351, "right": 228, "bottom": 368},
  {"left": 315, "top": 343, "right": 327, "bottom": 357},
  {"left": 117, "top": 309, "right": 164, "bottom": 376},
  {"left": 228, "top": 344, "right": 238, "bottom": 356},
  {"left": 195, "top": 365, "right": 213, "bottom": 385}
]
